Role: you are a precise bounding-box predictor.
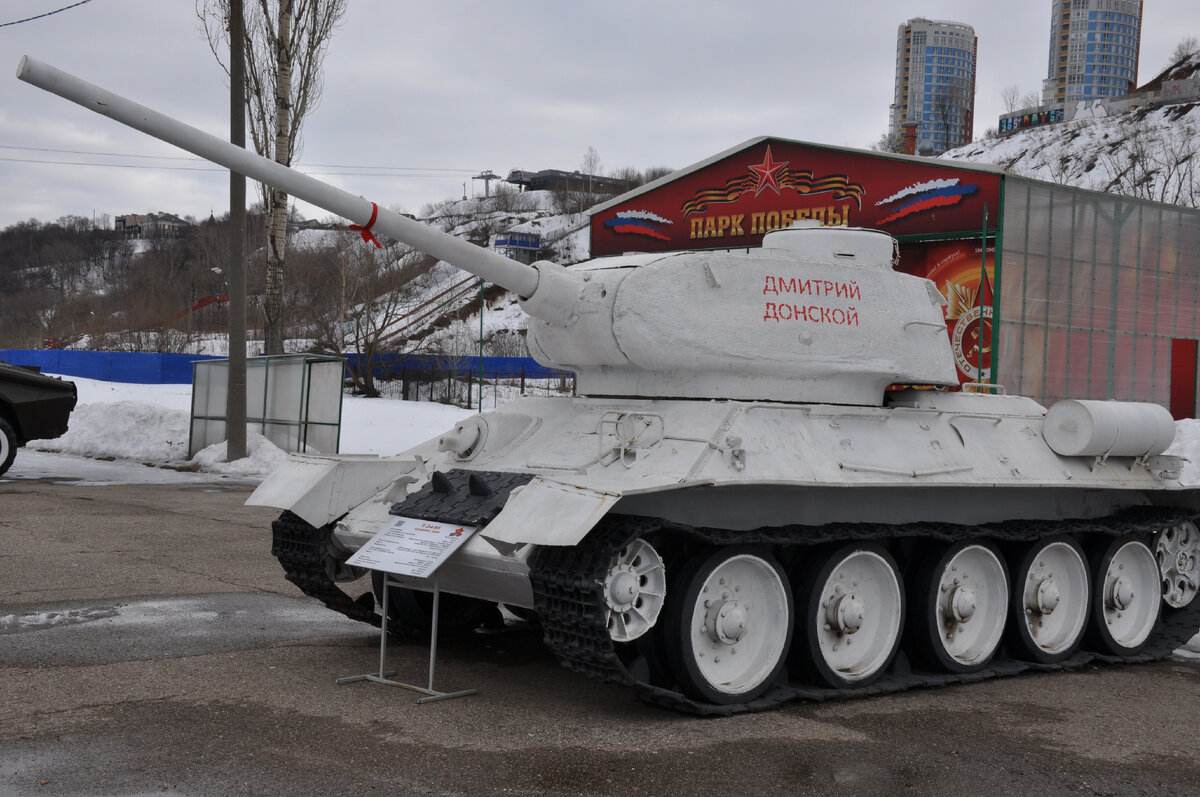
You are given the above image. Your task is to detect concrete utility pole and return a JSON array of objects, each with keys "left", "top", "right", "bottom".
[{"left": 226, "top": 0, "right": 248, "bottom": 461}]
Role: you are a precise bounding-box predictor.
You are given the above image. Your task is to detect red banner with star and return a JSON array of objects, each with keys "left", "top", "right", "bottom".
[{"left": 590, "top": 138, "right": 1000, "bottom": 257}]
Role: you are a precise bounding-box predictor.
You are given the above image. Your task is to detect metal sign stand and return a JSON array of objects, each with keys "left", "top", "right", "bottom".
[{"left": 336, "top": 571, "right": 477, "bottom": 703}]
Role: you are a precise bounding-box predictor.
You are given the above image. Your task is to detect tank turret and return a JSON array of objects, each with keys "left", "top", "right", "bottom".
[
  {"left": 19, "top": 56, "right": 1200, "bottom": 715},
  {"left": 528, "top": 222, "right": 957, "bottom": 404}
]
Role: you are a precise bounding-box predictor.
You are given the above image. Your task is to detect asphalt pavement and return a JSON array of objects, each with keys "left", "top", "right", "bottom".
[{"left": 3, "top": 478, "right": 1200, "bottom": 796}]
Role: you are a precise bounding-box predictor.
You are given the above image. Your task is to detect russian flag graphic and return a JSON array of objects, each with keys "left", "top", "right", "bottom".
[{"left": 875, "top": 179, "right": 978, "bottom": 225}]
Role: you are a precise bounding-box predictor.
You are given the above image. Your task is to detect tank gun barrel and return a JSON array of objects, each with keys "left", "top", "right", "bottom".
[{"left": 16, "top": 55, "right": 569, "bottom": 306}]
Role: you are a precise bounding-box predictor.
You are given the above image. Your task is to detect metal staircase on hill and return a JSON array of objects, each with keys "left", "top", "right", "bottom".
[
  {"left": 367, "top": 274, "right": 509, "bottom": 349},
  {"left": 356, "top": 215, "right": 591, "bottom": 349}
]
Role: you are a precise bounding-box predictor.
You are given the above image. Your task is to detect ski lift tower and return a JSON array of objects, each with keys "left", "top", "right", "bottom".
[{"left": 473, "top": 170, "right": 499, "bottom": 197}]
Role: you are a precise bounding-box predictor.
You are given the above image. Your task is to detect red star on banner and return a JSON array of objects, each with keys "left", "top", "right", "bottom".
[{"left": 748, "top": 145, "right": 788, "bottom": 196}]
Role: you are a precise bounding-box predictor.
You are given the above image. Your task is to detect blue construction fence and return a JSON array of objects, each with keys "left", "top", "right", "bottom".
[
  {"left": 341, "top": 352, "right": 570, "bottom": 381},
  {"left": 0, "top": 349, "right": 222, "bottom": 384},
  {"left": 0, "top": 349, "right": 573, "bottom": 386},
  {"left": 341, "top": 352, "right": 575, "bottom": 403}
]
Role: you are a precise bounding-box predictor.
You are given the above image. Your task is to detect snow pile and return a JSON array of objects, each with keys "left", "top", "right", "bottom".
[
  {"left": 33, "top": 399, "right": 291, "bottom": 478},
  {"left": 36, "top": 400, "right": 190, "bottom": 462},
  {"left": 26, "top": 376, "right": 471, "bottom": 480},
  {"left": 190, "top": 432, "right": 291, "bottom": 476}
]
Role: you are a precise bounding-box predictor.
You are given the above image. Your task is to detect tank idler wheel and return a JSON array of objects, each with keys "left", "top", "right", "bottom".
[
  {"left": 1155, "top": 521, "right": 1200, "bottom": 609},
  {"left": 1086, "top": 535, "right": 1161, "bottom": 655},
  {"left": 794, "top": 543, "right": 905, "bottom": 689},
  {"left": 911, "top": 540, "right": 1009, "bottom": 673},
  {"left": 370, "top": 571, "right": 497, "bottom": 638},
  {"left": 666, "top": 548, "right": 793, "bottom": 704},
  {"left": 1008, "top": 535, "right": 1090, "bottom": 663}
]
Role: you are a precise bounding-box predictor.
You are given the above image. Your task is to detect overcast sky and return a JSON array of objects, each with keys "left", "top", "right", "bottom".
[{"left": 2, "top": 0, "right": 1197, "bottom": 230}]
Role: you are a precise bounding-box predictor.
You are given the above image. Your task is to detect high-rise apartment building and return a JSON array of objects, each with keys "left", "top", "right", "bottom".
[
  {"left": 890, "top": 18, "right": 978, "bottom": 156},
  {"left": 1042, "top": 0, "right": 1142, "bottom": 105}
]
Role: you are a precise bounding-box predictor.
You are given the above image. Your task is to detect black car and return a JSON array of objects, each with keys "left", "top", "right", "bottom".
[{"left": 0, "top": 362, "right": 78, "bottom": 477}]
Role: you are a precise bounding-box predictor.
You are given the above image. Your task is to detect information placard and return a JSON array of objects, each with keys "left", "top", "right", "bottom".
[{"left": 345, "top": 516, "right": 477, "bottom": 578}]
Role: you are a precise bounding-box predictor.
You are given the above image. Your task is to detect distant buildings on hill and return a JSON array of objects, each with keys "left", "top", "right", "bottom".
[
  {"left": 504, "top": 169, "right": 634, "bottom": 195},
  {"left": 114, "top": 212, "right": 189, "bottom": 238},
  {"left": 1001, "top": 0, "right": 1179, "bottom": 135},
  {"left": 890, "top": 18, "right": 978, "bottom": 156},
  {"left": 888, "top": 2, "right": 1196, "bottom": 150},
  {"left": 1002, "top": 47, "right": 1199, "bottom": 135},
  {"left": 1043, "top": 0, "right": 1142, "bottom": 106}
]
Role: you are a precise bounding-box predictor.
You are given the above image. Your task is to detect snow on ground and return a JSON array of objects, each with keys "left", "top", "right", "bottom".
[
  {"left": 15, "top": 375, "right": 470, "bottom": 485},
  {"left": 942, "top": 100, "right": 1200, "bottom": 205}
]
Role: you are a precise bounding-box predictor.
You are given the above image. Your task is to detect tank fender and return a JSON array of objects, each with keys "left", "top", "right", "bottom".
[
  {"left": 480, "top": 476, "right": 621, "bottom": 547},
  {"left": 246, "top": 454, "right": 425, "bottom": 528}
]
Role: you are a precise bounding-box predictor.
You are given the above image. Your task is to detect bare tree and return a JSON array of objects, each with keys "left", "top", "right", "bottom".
[
  {"left": 929, "top": 77, "right": 975, "bottom": 154},
  {"left": 872, "top": 130, "right": 904, "bottom": 153},
  {"left": 486, "top": 184, "right": 541, "bottom": 214},
  {"left": 1001, "top": 84, "right": 1042, "bottom": 114},
  {"left": 930, "top": 92, "right": 957, "bottom": 153},
  {"left": 421, "top": 198, "right": 473, "bottom": 236},
  {"left": 600, "top": 165, "right": 674, "bottom": 190},
  {"left": 484, "top": 328, "right": 528, "bottom": 358},
  {"left": 1169, "top": 36, "right": 1200, "bottom": 65},
  {"left": 290, "top": 231, "right": 436, "bottom": 397},
  {"left": 1001, "top": 84, "right": 1022, "bottom": 114},
  {"left": 581, "top": 146, "right": 602, "bottom": 186},
  {"left": 1098, "top": 114, "right": 1200, "bottom": 208},
  {"left": 198, "top": 0, "right": 346, "bottom": 355},
  {"left": 550, "top": 147, "right": 611, "bottom": 215},
  {"left": 642, "top": 165, "right": 675, "bottom": 183}
]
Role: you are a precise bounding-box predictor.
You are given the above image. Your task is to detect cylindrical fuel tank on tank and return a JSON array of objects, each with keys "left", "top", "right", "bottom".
[{"left": 1042, "top": 399, "right": 1175, "bottom": 457}]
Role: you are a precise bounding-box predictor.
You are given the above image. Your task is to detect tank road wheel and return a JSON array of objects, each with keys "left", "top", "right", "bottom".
[
  {"left": 795, "top": 543, "right": 905, "bottom": 688},
  {"left": 1155, "top": 521, "right": 1200, "bottom": 609},
  {"left": 1087, "top": 536, "right": 1161, "bottom": 655},
  {"left": 1009, "top": 535, "right": 1090, "bottom": 663},
  {"left": 667, "top": 548, "right": 793, "bottom": 704},
  {"left": 911, "top": 541, "right": 1009, "bottom": 673},
  {"left": 601, "top": 537, "right": 666, "bottom": 642}
]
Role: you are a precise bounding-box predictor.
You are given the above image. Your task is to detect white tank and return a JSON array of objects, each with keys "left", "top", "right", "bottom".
[{"left": 21, "top": 55, "right": 1200, "bottom": 716}]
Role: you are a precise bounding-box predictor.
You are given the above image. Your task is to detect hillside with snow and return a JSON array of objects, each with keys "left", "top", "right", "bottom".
[
  {"left": 943, "top": 54, "right": 1200, "bottom": 208},
  {"left": 322, "top": 190, "right": 589, "bottom": 357}
]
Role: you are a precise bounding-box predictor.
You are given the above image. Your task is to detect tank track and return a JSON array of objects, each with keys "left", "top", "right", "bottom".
[
  {"left": 271, "top": 510, "right": 382, "bottom": 628},
  {"left": 272, "top": 503, "right": 1200, "bottom": 714},
  {"left": 529, "top": 508, "right": 1200, "bottom": 716}
]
